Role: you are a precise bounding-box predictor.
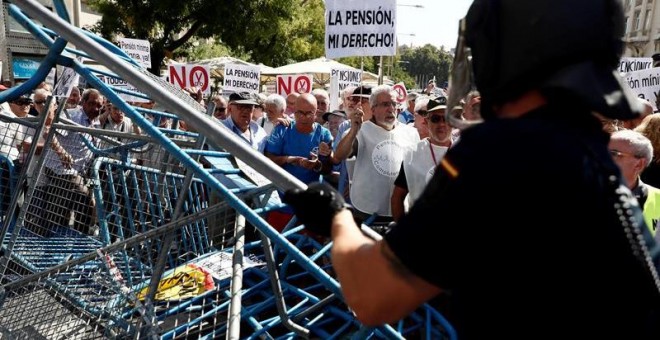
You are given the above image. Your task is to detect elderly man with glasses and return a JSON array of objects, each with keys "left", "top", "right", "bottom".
[
  {"left": 220, "top": 92, "right": 268, "bottom": 152},
  {"left": 264, "top": 92, "right": 333, "bottom": 231},
  {"left": 333, "top": 84, "right": 419, "bottom": 227},
  {"left": 211, "top": 94, "right": 228, "bottom": 120},
  {"left": 610, "top": 129, "right": 660, "bottom": 239},
  {"left": 1, "top": 94, "right": 32, "bottom": 162},
  {"left": 391, "top": 97, "right": 453, "bottom": 221}
]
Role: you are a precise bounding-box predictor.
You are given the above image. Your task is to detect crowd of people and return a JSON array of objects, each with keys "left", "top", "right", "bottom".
[{"left": 2, "top": 1, "right": 660, "bottom": 337}]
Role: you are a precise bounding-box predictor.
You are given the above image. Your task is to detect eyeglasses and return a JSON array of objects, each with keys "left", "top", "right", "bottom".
[
  {"left": 12, "top": 100, "right": 31, "bottom": 106},
  {"left": 350, "top": 97, "right": 369, "bottom": 103},
  {"left": 33, "top": 100, "right": 47, "bottom": 105},
  {"left": 428, "top": 114, "right": 447, "bottom": 124},
  {"left": 609, "top": 149, "right": 642, "bottom": 159},
  {"left": 295, "top": 110, "right": 315, "bottom": 117},
  {"left": 376, "top": 101, "right": 397, "bottom": 109}
]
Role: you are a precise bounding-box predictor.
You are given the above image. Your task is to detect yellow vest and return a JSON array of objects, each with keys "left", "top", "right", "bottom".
[{"left": 642, "top": 185, "right": 660, "bottom": 236}]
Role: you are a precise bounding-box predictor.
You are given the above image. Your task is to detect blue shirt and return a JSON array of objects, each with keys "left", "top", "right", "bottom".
[
  {"left": 397, "top": 109, "right": 414, "bottom": 124},
  {"left": 265, "top": 121, "right": 333, "bottom": 184},
  {"left": 220, "top": 117, "right": 268, "bottom": 152}
]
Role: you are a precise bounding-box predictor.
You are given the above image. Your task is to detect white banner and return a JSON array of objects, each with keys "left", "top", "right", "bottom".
[
  {"left": 276, "top": 74, "right": 313, "bottom": 96},
  {"left": 119, "top": 38, "right": 152, "bottom": 69},
  {"left": 623, "top": 68, "right": 660, "bottom": 111},
  {"left": 325, "top": 0, "right": 397, "bottom": 58},
  {"left": 619, "top": 57, "right": 653, "bottom": 74},
  {"left": 45, "top": 68, "right": 56, "bottom": 89},
  {"left": 53, "top": 67, "right": 79, "bottom": 98},
  {"left": 98, "top": 75, "right": 149, "bottom": 103},
  {"left": 330, "top": 67, "right": 362, "bottom": 91},
  {"left": 330, "top": 73, "right": 340, "bottom": 111},
  {"left": 223, "top": 63, "right": 261, "bottom": 93},
  {"left": 169, "top": 64, "right": 212, "bottom": 95}
]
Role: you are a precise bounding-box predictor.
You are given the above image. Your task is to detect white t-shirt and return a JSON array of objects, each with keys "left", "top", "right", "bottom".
[
  {"left": 402, "top": 138, "right": 449, "bottom": 206},
  {"left": 350, "top": 121, "right": 419, "bottom": 216}
]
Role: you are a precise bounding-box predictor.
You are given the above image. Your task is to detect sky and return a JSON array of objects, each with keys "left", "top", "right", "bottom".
[{"left": 396, "top": 0, "right": 474, "bottom": 50}]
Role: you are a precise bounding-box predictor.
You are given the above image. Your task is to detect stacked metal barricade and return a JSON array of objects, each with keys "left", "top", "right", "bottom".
[{"left": 0, "top": 1, "right": 457, "bottom": 339}]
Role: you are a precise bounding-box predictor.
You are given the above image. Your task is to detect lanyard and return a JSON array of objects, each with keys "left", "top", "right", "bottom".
[{"left": 429, "top": 141, "right": 439, "bottom": 167}]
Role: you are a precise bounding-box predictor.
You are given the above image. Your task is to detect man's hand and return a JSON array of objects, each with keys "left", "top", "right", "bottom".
[
  {"left": 318, "top": 142, "right": 332, "bottom": 157},
  {"left": 283, "top": 182, "right": 347, "bottom": 236},
  {"left": 275, "top": 117, "right": 291, "bottom": 127}
]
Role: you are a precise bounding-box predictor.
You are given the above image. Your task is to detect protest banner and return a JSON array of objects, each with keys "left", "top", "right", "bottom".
[
  {"left": 53, "top": 67, "right": 79, "bottom": 98},
  {"left": 119, "top": 38, "right": 152, "bottom": 69},
  {"left": 223, "top": 63, "right": 261, "bottom": 93},
  {"left": 330, "top": 67, "right": 362, "bottom": 91},
  {"left": 98, "top": 75, "right": 149, "bottom": 103},
  {"left": 623, "top": 68, "right": 660, "bottom": 111},
  {"left": 393, "top": 82, "right": 408, "bottom": 103},
  {"left": 169, "top": 64, "right": 212, "bottom": 95},
  {"left": 618, "top": 57, "right": 653, "bottom": 74},
  {"left": 276, "top": 74, "right": 313, "bottom": 96},
  {"left": 325, "top": 0, "right": 397, "bottom": 58}
]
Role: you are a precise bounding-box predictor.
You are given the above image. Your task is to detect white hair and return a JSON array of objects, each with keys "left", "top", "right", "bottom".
[
  {"left": 611, "top": 129, "right": 654, "bottom": 166},
  {"left": 369, "top": 85, "right": 394, "bottom": 107},
  {"left": 312, "top": 88, "right": 329, "bottom": 101},
  {"left": 264, "top": 94, "right": 286, "bottom": 112},
  {"left": 414, "top": 96, "right": 430, "bottom": 113}
]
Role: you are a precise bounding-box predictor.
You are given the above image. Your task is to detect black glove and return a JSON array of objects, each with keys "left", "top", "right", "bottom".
[{"left": 283, "top": 182, "right": 347, "bottom": 237}]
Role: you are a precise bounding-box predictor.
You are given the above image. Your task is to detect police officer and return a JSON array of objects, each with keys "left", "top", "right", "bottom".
[{"left": 283, "top": 0, "right": 660, "bottom": 338}]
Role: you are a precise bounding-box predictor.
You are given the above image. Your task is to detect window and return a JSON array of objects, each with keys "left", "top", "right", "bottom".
[
  {"left": 646, "top": 10, "right": 652, "bottom": 31},
  {"left": 635, "top": 11, "right": 641, "bottom": 30},
  {"left": 626, "top": 16, "right": 630, "bottom": 33}
]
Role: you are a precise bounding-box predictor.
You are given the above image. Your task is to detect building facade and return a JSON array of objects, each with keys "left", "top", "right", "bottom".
[
  {"left": 0, "top": 0, "right": 100, "bottom": 85},
  {"left": 622, "top": 0, "right": 660, "bottom": 57}
]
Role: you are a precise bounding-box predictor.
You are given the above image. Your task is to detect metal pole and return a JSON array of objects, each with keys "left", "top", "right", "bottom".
[
  {"left": 72, "top": 0, "right": 80, "bottom": 27},
  {"left": 226, "top": 215, "right": 246, "bottom": 340},
  {"left": 378, "top": 56, "right": 384, "bottom": 85}
]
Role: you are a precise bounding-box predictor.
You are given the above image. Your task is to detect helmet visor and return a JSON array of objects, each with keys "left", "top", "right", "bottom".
[{"left": 447, "top": 18, "right": 482, "bottom": 130}]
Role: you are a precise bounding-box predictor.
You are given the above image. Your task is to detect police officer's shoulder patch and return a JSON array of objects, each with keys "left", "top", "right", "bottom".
[{"left": 440, "top": 158, "right": 459, "bottom": 179}]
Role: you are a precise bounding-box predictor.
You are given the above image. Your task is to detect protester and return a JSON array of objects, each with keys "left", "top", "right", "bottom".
[
  {"left": 637, "top": 113, "right": 660, "bottom": 187},
  {"left": 391, "top": 97, "right": 452, "bottom": 221},
  {"left": 610, "top": 129, "right": 660, "bottom": 237},
  {"left": 264, "top": 93, "right": 333, "bottom": 231},
  {"left": 43, "top": 89, "right": 103, "bottom": 235},
  {"left": 221, "top": 92, "right": 268, "bottom": 152},
  {"left": 333, "top": 84, "right": 419, "bottom": 225},
  {"left": 283, "top": 1, "right": 660, "bottom": 338},
  {"left": 397, "top": 92, "right": 418, "bottom": 124}
]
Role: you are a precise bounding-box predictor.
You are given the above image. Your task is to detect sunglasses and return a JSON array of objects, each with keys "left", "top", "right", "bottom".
[
  {"left": 33, "top": 100, "right": 47, "bottom": 105},
  {"left": 215, "top": 107, "right": 226, "bottom": 113},
  {"left": 428, "top": 114, "right": 447, "bottom": 124},
  {"left": 416, "top": 110, "right": 428, "bottom": 117},
  {"left": 12, "top": 100, "right": 31, "bottom": 106}
]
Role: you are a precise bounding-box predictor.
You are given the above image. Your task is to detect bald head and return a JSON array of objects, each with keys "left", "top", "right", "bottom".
[
  {"left": 296, "top": 93, "right": 317, "bottom": 111},
  {"left": 293, "top": 93, "right": 317, "bottom": 132}
]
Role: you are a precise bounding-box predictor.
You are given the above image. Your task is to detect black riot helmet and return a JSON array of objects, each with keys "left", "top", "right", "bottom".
[{"left": 447, "top": 0, "right": 642, "bottom": 126}]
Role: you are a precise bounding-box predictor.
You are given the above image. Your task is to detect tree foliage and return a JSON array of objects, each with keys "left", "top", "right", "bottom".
[
  {"left": 399, "top": 44, "right": 453, "bottom": 89},
  {"left": 87, "top": 0, "right": 326, "bottom": 73}
]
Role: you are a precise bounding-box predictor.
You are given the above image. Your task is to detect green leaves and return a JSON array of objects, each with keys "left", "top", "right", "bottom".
[{"left": 87, "top": 0, "right": 326, "bottom": 73}]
